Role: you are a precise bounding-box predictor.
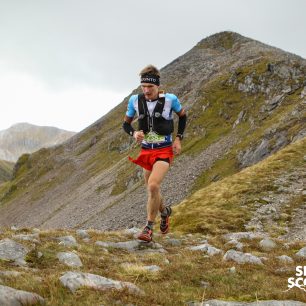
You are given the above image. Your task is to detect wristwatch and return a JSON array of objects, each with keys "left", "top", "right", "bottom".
[{"left": 176, "top": 134, "right": 184, "bottom": 141}]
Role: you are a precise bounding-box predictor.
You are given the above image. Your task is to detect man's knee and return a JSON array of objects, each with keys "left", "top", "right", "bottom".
[{"left": 147, "top": 181, "right": 160, "bottom": 195}]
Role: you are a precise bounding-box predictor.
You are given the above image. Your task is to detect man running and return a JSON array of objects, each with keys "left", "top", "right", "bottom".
[{"left": 122, "top": 65, "right": 187, "bottom": 242}]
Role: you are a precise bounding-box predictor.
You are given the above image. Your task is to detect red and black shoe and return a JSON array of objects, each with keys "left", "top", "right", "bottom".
[
  {"left": 160, "top": 206, "right": 172, "bottom": 234},
  {"left": 137, "top": 226, "right": 153, "bottom": 242}
]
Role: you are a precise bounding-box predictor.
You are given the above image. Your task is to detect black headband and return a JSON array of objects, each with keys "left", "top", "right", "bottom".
[{"left": 140, "top": 74, "right": 160, "bottom": 86}]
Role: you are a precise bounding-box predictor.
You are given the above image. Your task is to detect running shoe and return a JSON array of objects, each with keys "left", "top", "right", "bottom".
[
  {"left": 160, "top": 206, "right": 172, "bottom": 234},
  {"left": 137, "top": 226, "right": 153, "bottom": 242}
]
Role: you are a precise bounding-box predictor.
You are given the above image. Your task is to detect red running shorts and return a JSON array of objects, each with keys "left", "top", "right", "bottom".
[{"left": 128, "top": 146, "right": 174, "bottom": 171}]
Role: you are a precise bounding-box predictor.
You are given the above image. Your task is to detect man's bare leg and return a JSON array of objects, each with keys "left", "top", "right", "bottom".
[
  {"left": 145, "top": 161, "right": 169, "bottom": 222},
  {"left": 143, "top": 168, "right": 166, "bottom": 214}
]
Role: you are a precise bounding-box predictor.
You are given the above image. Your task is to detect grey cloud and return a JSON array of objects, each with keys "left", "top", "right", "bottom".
[{"left": 0, "top": 0, "right": 305, "bottom": 92}]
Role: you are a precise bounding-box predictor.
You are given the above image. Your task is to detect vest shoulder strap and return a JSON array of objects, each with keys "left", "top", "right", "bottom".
[
  {"left": 138, "top": 94, "right": 148, "bottom": 116},
  {"left": 154, "top": 96, "right": 165, "bottom": 115}
]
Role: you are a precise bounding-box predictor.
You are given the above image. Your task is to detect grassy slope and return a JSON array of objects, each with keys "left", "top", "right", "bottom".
[
  {"left": 171, "top": 137, "right": 306, "bottom": 237},
  {"left": 0, "top": 160, "right": 14, "bottom": 183}
]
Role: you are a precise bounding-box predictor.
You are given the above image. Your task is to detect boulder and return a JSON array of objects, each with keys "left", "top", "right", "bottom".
[
  {"left": 223, "top": 250, "right": 263, "bottom": 265},
  {"left": 0, "top": 238, "right": 29, "bottom": 266},
  {"left": 57, "top": 252, "right": 83, "bottom": 267},
  {"left": 0, "top": 285, "right": 45, "bottom": 305},
  {"left": 59, "top": 271, "right": 144, "bottom": 295}
]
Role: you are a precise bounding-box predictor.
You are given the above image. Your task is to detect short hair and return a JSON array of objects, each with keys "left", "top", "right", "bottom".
[{"left": 139, "top": 65, "right": 160, "bottom": 77}]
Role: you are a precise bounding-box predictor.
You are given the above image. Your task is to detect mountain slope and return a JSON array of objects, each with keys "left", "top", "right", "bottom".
[
  {"left": 0, "top": 31, "right": 305, "bottom": 233},
  {"left": 0, "top": 123, "right": 76, "bottom": 162},
  {"left": 0, "top": 159, "right": 14, "bottom": 184}
]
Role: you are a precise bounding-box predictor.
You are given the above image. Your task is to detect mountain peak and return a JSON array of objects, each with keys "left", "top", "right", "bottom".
[{"left": 196, "top": 31, "right": 251, "bottom": 51}]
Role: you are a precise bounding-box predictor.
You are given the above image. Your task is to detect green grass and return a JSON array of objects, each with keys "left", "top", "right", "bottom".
[{"left": 0, "top": 159, "right": 14, "bottom": 183}]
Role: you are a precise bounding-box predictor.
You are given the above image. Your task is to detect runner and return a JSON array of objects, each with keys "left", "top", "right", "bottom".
[{"left": 122, "top": 65, "right": 187, "bottom": 242}]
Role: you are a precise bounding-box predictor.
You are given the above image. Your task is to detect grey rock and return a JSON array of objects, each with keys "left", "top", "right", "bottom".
[
  {"left": 224, "top": 239, "right": 244, "bottom": 251},
  {"left": 57, "top": 235, "right": 78, "bottom": 247},
  {"left": 259, "top": 238, "right": 277, "bottom": 251},
  {"left": 59, "top": 271, "right": 144, "bottom": 295},
  {"left": 233, "top": 110, "right": 246, "bottom": 128},
  {"left": 276, "top": 255, "right": 294, "bottom": 264},
  {"left": 0, "top": 284, "right": 45, "bottom": 305},
  {"left": 300, "top": 86, "right": 306, "bottom": 98},
  {"left": 57, "top": 252, "right": 83, "bottom": 267},
  {"left": 76, "top": 229, "right": 90, "bottom": 239},
  {"left": 165, "top": 238, "right": 182, "bottom": 246},
  {"left": 143, "top": 265, "right": 161, "bottom": 272},
  {"left": 189, "top": 243, "right": 223, "bottom": 256},
  {"left": 124, "top": 227, "right": 140, "bottom": 235},
  {"left": 238, "top": 139, "right": 270, "bottom": 168},
  {"left": 0, "top": 238, "right": 29, "bottom": 266},
  {"left": 223, "top": 250, "right": 263, "bottom": 265},
  {"left": 223, "top": 232, "right": 264, "bottom": 241},
  {"left": 187, "top": 300, "right": 306, "bottom": 306},
  {"left": 0, "top": 271, "right": 23, "bottom": 278},
  {"left": 200, "top": 281, "right": 210, "bottom": 288},
  {"left": 228, "top": 266, "right": 236, "bottom": 274},
  {"left": 95, "top": 240, "right": 166, "bottom": 253},
  {"left": 12, "top": 233, "right": 40, "bottom": 243},
  {"left": 296, "top": 246, "right": 306, "bottom": 259}
]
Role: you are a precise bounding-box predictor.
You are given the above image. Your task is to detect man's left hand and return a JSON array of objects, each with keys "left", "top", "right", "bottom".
[{"left": 173, "top": 138, "right": 181, "bottom": 155}]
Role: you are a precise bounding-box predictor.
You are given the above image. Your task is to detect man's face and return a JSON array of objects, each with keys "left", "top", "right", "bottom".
[{"left": 141, "top": 83, "right": 159, "bottom": 100}]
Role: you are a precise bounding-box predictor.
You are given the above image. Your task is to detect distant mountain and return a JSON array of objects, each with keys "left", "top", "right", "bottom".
[
  {"left": 0, "top": 32, "right": 305, "bottom": 239},
  {"left": 0, "top": 123, "right": 76, "bottom": 162}
]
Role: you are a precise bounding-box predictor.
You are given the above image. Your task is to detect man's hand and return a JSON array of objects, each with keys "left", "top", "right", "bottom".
[
  {"left": 172, "top": 137, "right": 181, "bottom": 155},
  {"left": 134, "top": 130, "right": 144, "bottom": 143}
]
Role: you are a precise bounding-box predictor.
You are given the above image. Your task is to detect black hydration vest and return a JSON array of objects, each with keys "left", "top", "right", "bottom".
[{"left": 137, "top": 94, "right": 174, "bottom": 135}]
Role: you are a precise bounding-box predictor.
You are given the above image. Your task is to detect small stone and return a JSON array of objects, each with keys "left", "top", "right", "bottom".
[
  {"left": 57, "top": 252, "right": 83, "bottom": 267},
  {"left": 259, "top": 238, "right": 277, "bottom": 251},
  {"left": 76, "top": 229, "right": 90, "bottom": 239},
  {"left": 296, "top": 246, "right": 306, "bottom": 259},
  {"left": 276, "top": 255, "right": 294, "bottom": 264},
  {"left": 228, "top": 266, "right": 236, "bottom": 274},
  {"left": 143, "top": 265, "right": 161, "bottom": 272},
  {"left": 57, "top": 236, "right": 78, "bottom": 247}
]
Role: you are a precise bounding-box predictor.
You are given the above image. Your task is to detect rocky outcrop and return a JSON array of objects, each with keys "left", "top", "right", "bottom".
[{"left": 0, "top": 285, "right": 45, "bottom": 306}]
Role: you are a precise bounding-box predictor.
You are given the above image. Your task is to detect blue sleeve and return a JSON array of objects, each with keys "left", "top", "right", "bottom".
[
  {"left": 125, "top": 95, "right": 136, "bottom": 118},
  {"left": 168, "top": 93, "right": 182, "bottom": 113}
]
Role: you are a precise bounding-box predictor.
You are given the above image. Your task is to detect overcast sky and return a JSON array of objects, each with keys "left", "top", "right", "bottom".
[{"left": 0, "top": 0, "right": 305, "bottom": 132}]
